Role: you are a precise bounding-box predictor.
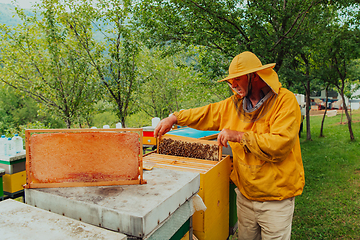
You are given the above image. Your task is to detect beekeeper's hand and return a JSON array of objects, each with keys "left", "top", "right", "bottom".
[
  {"left": 217, "top": 129, "right": 244, "bottom": 148},
  {"left": 154, "top": 114, "right": 178, "bottom": 138}
]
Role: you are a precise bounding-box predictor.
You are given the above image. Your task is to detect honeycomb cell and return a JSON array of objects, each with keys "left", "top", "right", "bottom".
[{"left": 28, "top": 132, "right": 140, "bottom": 184}]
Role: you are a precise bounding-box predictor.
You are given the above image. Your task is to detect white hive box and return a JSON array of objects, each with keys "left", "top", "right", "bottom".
[
  {"left": 25, "top": 167, "right": 200, "bottom": 239},
  {"left": 0, "top": 199, "right": 127, "bottom": 240}
]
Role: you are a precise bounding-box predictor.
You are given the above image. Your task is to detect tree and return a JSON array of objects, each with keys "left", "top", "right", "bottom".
[
  {"left": 57, "top": 0, "right": 141, "bottom": 127},
  {"left": 135, "top": 0, "right": 340, "bottom": 141},
  {"left": 322, "top": 23, "right": 360, "bottom": 140},
  {"left": 345, "top": 59, "right": 360, "bottom": 116},
  {"left": 137, "top": 47, "right": 220, "bottom": 119},
  {"left": 0, "top": 84, "right": 65, "bottom": 134},
  {"left": 319, "top": 83, "right": 330, "bottom": 137},
  {"left": 278, "top": 2, "right": 345, "bottom": 141},
  {"left": 135, "top": 0, "right": 328, "bottom": 75},
  {"left": 0, "top": 4, "right": 101, "bottom": 128}
]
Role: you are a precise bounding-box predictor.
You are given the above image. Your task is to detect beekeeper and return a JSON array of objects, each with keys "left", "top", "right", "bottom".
[{"left": 154, "top": 51, "right": 305, "bottom": 240}]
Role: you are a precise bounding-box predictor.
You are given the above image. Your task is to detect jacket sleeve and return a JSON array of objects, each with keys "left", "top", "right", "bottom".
[
  {"left": 240, "top": 91, "right": 301, "bottom": 162},
  {"left": 173, "top": 98, "right": 231, "bottom": 131}
]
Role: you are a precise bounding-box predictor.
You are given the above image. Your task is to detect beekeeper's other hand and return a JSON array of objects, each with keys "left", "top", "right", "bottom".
[
  {"left": 217, "top": 129, "right": 244, "bottom": 148},
  {"left": 154, "top": 114, "right": 178, "bottom": 138}
]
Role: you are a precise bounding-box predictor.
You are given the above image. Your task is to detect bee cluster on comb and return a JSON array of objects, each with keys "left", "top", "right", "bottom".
[{"left": 158, "top": 137, "right": 219, "bottom": 161}]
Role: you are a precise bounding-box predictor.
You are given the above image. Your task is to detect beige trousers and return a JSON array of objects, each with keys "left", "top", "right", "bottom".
[{"left": 235, "top": 188, "right": 295, "bottom": 240}]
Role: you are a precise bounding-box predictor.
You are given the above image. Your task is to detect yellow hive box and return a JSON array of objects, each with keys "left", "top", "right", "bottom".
[
  {"left": 3, "top": 170, "right": 26, "bottom": 194},
  {"left": 143, "top": 153, "right": 232, "bottom": 240},
  {"left": 143, "top": 136, "right": 156, "bottom": 146}
]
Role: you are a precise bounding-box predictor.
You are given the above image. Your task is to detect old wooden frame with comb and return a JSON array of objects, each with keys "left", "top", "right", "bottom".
[{"left": 24, "top": 128, "right": 146, "bottom": 189}]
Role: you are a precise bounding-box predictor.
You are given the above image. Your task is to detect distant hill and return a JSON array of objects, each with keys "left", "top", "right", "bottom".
[
  {"left": 0, "top": 3, "right": 34, "bottom": 26},
  {"left": 0, "top": 3, "right": 122, "bottom": 41}
]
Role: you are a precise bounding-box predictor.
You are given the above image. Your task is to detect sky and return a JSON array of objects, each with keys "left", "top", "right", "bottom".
[{"left": 0, "top": 0, "right": 37, "bottom": 8}]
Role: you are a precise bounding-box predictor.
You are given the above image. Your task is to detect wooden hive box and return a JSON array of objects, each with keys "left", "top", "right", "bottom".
[
  {"left": 0, "top": 168, "right": 4, "bottom": 199},
  {"left": 144, "top": 135, "right": 232, "bottom": 240},
  {"left": 3, "top": 171, "right": 26, "bottom": 195},
  {"left": 25, "top": 128, "right": 146, "bottom": 189},
  {"left": 0, "top": 154, "right": 27, "bottom": 196}
]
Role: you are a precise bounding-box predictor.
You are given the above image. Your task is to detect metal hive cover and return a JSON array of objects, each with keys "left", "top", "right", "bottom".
[{"left": 25, "top": 168, "right": 200, "bottom": 238}]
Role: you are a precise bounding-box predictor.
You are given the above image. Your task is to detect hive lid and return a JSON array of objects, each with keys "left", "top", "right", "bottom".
[
  {"left": 0, "top": 199, "right": 127, "bottom": 240},
  {"left": 25, "top": 128, "right": 146, "bottom": 189},
  {"left": 24, "top": 168, "right": 200, "bottom": 238}
]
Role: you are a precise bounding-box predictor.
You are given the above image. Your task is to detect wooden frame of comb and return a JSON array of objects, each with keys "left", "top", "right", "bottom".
[
  {"left": 24, "top": 128, "right": 146, "bottom": 189},
  {"left": 157, "top": 135, "right": 222, "bottom": 161}
]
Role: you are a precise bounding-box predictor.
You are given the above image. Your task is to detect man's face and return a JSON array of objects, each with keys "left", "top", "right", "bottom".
[{"left": 227, "top": 75, "right": 249, "bottom": 98}]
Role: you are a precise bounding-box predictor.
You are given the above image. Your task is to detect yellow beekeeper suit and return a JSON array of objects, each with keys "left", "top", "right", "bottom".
[{"left": 173, "top": 57, "right": 305, "bottom": 202}]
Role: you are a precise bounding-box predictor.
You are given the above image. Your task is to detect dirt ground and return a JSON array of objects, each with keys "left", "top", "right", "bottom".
[
  {"left": 308, "top": 109, "right": 360, "bottom": 125},
  {"left": 309, "top": 109, "right": 343, "bottom": 116}
]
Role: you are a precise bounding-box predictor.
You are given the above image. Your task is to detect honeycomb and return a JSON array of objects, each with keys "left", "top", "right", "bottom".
[
  {"left": 158, "top": 137, "right": 219, "bottom": 161},
  {"left": 28, "top": 132, "right": 140, "bottom": 184}
]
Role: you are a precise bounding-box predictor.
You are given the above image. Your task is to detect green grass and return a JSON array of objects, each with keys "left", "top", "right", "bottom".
[
  {"left": 293, "top": 110, "right": 360, "bottom": 239},
  {"left": 230, "top": 110, "right": 360, "bottom": 240}
]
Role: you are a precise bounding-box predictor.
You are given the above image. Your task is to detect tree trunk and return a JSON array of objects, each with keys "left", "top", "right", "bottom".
[
  {"left": 320, "top": 85, "right": 329, "bottom": 137},
  {"left": 341, "top": 109, "right": 343, "bottom": 124},
  {"left": 340, "top": 92, "right": 355, "bottom": 141},
  {"left": 65, "top": 119, "right": 71, "bottom": 129},
  {"left": 121, "top": 118, "right": 126, "bottom": 128},
  {"left": 305, "top": 80, "right": 312, "bottom": 141},
  {"left": 301, "top": 53, "right": 312, "bottom": 141}
]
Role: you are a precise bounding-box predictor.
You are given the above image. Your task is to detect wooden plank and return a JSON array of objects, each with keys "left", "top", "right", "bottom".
[
  {"left": 25, "top": 128, "right": 143, "bottom": 133},
  {"left": 143, "top": 153, "right": 228, "bottom": 174},
  {"left": 27, "top": 179, "right": 141, "bottom": 189},
  {"left": 163, "top": 135, "right": 218, "bottom": 145},
  {"left": 198, "top": 155, "right": 231, "bottom": 240},
  {"left": 144, "top": 154, "right": 218, "bottom": 170},
  {"left": 144, "top": 154, "right": 218, "bottom": 166},
  {"left": 146, "top": 160, "right": 211, "bottom": 172},
  {"left": 145, "top": 164, "right": 208, "bottom": 174},
  {"left": 25, "top": 130, "right": 31, "bottom": 189},
  {"left": 143, "top": 160, "right": 211, "bottom": 173},
  {"left": 198, "top": 133, "right": 219, "bottom": 140}
]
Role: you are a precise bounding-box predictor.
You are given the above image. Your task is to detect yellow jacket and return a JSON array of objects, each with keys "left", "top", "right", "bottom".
[{"left": 173, "top": 85, "right": 305, "bottom": 201}]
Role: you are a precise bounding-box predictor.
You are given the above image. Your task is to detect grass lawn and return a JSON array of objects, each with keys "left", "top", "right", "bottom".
[
  {"left": 292, "top": 109, "right": 360, "bottom": 239},
  {"left": 230, "top": 109, "right": 360, "bottom": 240}
]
